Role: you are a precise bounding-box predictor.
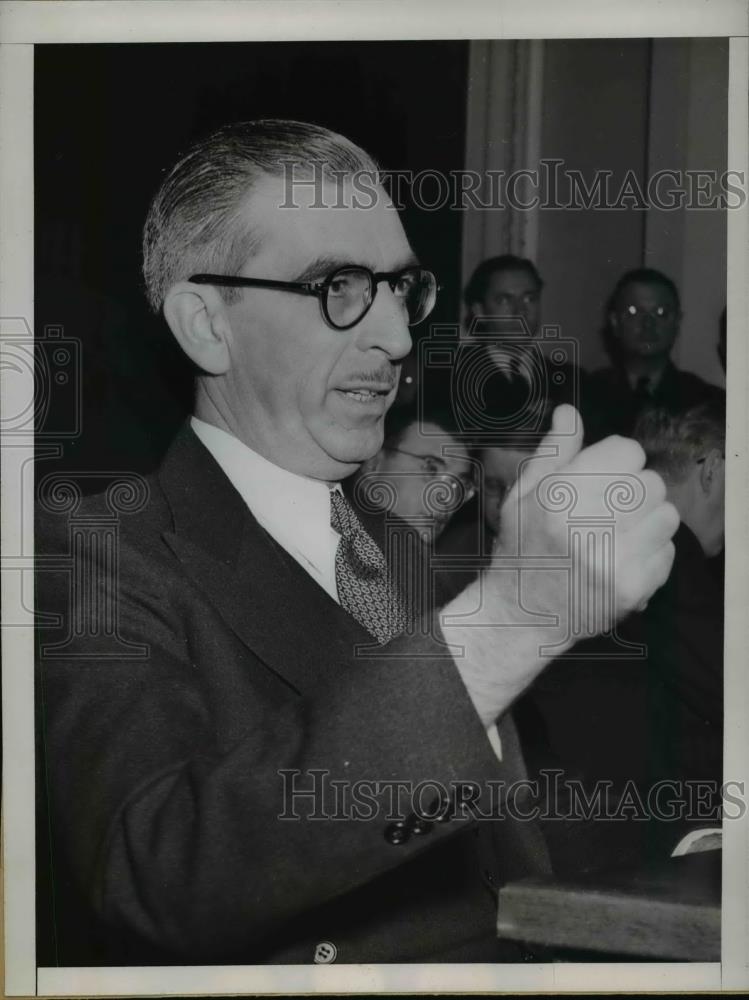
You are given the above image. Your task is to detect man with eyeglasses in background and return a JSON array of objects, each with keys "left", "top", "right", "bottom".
[
  {"left": 585, "top": 267, "right": 724, "bottom": 442},
  {"left": 37, "top": 120, "right": 678, "bottom": 966},
  {"left": 352, "top": 400, "right": 475, "bottom": 543}
]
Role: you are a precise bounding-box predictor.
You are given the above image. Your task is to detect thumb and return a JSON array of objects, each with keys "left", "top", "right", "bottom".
[{"left": 507, "top": 404, "right": 584, "bottom": 503}]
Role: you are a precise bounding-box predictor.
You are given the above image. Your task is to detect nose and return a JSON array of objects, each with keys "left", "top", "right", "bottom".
[
  {"left": 642, "top": 312, "right": 656, "bottom": 331},
  {"left": 354, "top": 281, "right": 413, "bottom": 360}
]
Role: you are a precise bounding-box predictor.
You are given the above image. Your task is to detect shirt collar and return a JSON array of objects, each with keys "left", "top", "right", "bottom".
[{"left": 190, "top": 416, "right": 338, "bottom": 582}]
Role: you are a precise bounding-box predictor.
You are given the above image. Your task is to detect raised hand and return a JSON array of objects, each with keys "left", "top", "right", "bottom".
[
  {"left": 441, "top": 405, "right": 679, "bottom": 728},
  {"left": 498, "top": 403, "right": 679, "bottom": 636}
]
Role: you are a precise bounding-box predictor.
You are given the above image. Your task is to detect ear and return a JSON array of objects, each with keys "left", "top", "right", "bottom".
[
  {"left": 162, "top": 281, "right": 233, "bottom": 375},
  {"left": 699, "top": 448, "right": 724, "bottom": 495}
]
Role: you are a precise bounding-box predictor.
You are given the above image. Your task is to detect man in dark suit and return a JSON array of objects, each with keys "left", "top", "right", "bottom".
[
  {"left": 629, "top": 399, "right": 725, "bottom": 790},
  {"left": 36, "top": 120, "right": 678, "bottom": 966},
  {"left": 584, "top": 268, "right": 724, "bottom": 442},
  {"left": 458, "top": 256, "right": 584, "bottom": 436}
]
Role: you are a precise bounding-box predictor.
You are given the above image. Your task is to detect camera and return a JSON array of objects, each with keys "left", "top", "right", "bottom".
[
  {"left": 418, "top": 318, "right": 581, "bottom": 443},
  {"left": 0, "top": 318, "right": 82, "bottom": 438}
]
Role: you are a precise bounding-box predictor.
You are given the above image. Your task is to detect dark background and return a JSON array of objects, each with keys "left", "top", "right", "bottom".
[{"left": 35, "top": 41, "right": 469, "bottom": 477}]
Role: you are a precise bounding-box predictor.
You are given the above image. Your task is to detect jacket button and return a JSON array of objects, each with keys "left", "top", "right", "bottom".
[
  {"left": 313, "top": 941, "right": 337, "bottom": 964},
  {"left": 384, "top": 821, "right": 410, "bottom": 845},
  {"left": 410, "top": 817, "right": 433, "bottom": 835},
  {"left": 430, "top": 795, "right": 452, "bottom": 822}
]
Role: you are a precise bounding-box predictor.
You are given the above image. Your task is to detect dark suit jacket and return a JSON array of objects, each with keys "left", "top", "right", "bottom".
[
  {"left": 458, "top": 348, "right": 584, "bottom": 437},
  {"left": 582, "top": 362, "right": 724, "bottom": 442},
  {"left": 36, "top": 425, "right": 549, "bottom": 967},
  {"left": 514, "top": 523, "right": 724, "bottom": 868}
]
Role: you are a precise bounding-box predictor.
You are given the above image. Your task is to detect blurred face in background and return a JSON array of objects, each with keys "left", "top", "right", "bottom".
[
  {"left": 471, "top": 267, "right": 541, "bottom": 339},
  {"left": 478, "top": 444, "right": 534, "bottom": 533},
  {"left": 359, "top": 420, "right": 474, "bottom": 538},
  {"left": 609, "top": 280, "right": 680, "bottom": 363}
]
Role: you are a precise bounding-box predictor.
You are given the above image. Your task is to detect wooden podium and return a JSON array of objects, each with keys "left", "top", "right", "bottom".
[{"left": 497, "top": 850, "right": 721, "bottom": 960}]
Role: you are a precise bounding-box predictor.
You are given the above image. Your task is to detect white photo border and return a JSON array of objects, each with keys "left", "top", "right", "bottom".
[{"left": 2, "top": 1, "right": 747, "bottom": 995}]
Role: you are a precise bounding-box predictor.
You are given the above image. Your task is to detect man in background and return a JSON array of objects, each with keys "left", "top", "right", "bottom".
[
  {"left": 464, "top": 254, "right": 544, "bottom": 344},
  {"left": 585, "top": 267, "right": 723, "bottom": 442},
  {"left": 459, "top": 255, "right": 582, "bottom": 435},
  {"left": 352, "top": 400, "right": 475, "bottom": 543},
  {"left": 629, "top": 399, "right": 725, "bottom": 746},
  {"left": 516, "top": 398, "right": 725, "bottom": 868}
]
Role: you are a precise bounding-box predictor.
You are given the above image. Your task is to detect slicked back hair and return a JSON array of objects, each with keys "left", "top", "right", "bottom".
[
  {"left": 608, "top": 267, "right": 681, "bottom": 315},
  {"left": 143, "top": 119, "right": 380, "bottom": 312},
  {"left": 634, "top": 399, "right": 726, "bottom": 485}
]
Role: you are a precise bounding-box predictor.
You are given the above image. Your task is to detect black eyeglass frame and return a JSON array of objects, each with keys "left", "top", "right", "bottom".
[
  {"left": 384, "top": 445, "right": 477, "bottom": 499},
  {"left": 189, "top": 264, "right": 439, "bottom": 331}
]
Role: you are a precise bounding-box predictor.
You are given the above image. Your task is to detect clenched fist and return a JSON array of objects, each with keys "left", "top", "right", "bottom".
[
  {"left": 498, "top": 403, "right": 679, "bottom": 635},
  {"left": 441, "top": 405, "right": 679, "bottom": 729}
]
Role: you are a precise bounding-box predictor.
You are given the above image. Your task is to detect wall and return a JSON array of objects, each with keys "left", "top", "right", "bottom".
[
  {"left": 645, "top": 38, "right": 728, "bottom": 388},
  {"left": 35, "top": 41, "right": 469, "bottom": 475},
  {"left": 536, "top": 39, "right": 650, "bottom": 373},
  {"left": 463, "top": 38, "right": 729, "bottom": 381}
]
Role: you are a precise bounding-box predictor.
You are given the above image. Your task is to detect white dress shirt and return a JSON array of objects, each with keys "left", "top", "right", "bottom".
[{"left": 191, "top": 417, "right": 341, "bottom": 602}]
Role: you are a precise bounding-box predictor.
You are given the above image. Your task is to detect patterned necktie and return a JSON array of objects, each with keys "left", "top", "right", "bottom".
[{"left": 330, "top": 489, "right": 412, "bottom": 645}]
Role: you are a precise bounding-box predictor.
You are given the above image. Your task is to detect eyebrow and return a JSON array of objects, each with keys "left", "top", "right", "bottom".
[
  {"left": 394, "top": 448, "right": 447, "bottom": 466},
  {"left": 294, "top": 252, "right": 420, "bottom": 283}
]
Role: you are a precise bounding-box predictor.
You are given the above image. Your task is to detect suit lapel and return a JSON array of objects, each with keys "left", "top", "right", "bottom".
[{"left": 158, "top": 425, "right": 369, "bottom": 696}]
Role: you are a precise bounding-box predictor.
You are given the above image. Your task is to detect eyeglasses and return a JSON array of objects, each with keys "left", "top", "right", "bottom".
[
  {"left": 621, "top": 304, "right": 676, "bottom": 320},
  {"left": 386, "top": 446, "right": 476, "bottom": 504},
  {"left": 189, "top": 264, "right": 439, "bottom": 331}
]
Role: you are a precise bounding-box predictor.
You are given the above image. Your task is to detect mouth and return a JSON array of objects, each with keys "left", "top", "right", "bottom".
[{"left": 335, "top": 384, "right": 395, "bottom": 405}]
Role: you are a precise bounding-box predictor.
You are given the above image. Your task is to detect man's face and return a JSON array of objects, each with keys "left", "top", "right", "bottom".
[
  {"left": 472, "top": 268, "right": 541, "bottom": 338},
  {"left": 478, "top": 445, "right": 533, "bottom": 532},
  {"left": 364, "top": 421, "right": 473, "bottom": 537},
  {"left": 220, "top": 175, "right": 414, "bottom": 480},
  {"left": 610, "top": 281, "right": 680, "bottom": 362}
]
